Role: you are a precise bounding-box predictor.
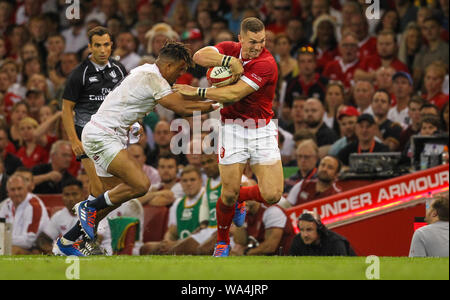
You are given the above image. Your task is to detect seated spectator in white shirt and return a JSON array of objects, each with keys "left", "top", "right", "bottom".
[
  {"left": 409, "top": 194, "right": 449, "bottom": 257},
  {"left": 0, "top": 174, "right": 49, "bottom": 254}
]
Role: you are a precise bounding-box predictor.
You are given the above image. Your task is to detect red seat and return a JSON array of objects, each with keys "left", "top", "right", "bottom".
[{"left": 142, "top": 205, "right": 169, "bottom": 242}]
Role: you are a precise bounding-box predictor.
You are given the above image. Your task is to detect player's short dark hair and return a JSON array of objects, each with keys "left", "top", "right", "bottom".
[
  {"left": 61, "top": 178, "right": 83, "bottom": 190},
  {"left": 87, "top": 26, "right": 112, "bottom": 44},
  {"left": 240, "top": 17, "right": 265, "bottom": 35},
  {"left": 158, "top": 41, "right": 194, "bottom": 67},
  {"left": 420, "top": 103, "right": 440, "bottom": 114}
]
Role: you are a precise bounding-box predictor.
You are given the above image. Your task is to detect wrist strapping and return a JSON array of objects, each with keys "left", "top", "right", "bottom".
[
  {"left": 197, "top": 88, "right": 207, "bottom": 98},
  {"left": 221, "top": 55, "right": 232, "bottom": 67}
]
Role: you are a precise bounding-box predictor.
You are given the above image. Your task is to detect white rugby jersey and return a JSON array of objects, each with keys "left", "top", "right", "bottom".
[
  {"left": 0, "top": 194, "right": 49, "bottom": 249},
  {"left": 43, "top": 207, "right": 78, "bottom": 240},
  {"left": 90, "top": 63, "right": 173, "bottom": 135}
]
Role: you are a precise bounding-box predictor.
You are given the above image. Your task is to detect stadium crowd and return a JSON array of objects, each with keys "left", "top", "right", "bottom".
[{"left": 0, "top": 0, "right": 448, "bottom": 256}]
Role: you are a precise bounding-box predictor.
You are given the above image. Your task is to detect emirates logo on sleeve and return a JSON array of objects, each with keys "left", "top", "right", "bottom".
[{"left": 220, "top": 147, "right": 225, "bottom": 159}]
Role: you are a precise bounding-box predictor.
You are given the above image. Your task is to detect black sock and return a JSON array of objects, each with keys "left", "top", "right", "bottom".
[
  {"left": 86, "top": 193, "right": 108, "bottom": 210},
  {"left": 63, "top": 221, "right": 82, "bottom": 242}
]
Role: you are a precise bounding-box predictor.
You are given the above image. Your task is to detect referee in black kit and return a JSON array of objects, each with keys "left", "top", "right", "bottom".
[{"left": 62, "top": 26, "right": 127, "bottom": 199}]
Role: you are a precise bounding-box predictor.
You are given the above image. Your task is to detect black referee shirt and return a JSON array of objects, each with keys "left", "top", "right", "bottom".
[{"left": 62, "top": 57, "right": 127, "bottom": 128}]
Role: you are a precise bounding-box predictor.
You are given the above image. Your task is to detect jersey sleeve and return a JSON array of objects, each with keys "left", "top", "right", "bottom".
[
  {"left": 62, "top": 67, "right": 84, "bottom": 102},
  {"left": 214, "top": 41, "right": 236, "bottom": 55},
  {"left": 168, "top": 198, "right": 182, "bottom": 227},
  {"left": 143, "top": 72, "right": 173, "bottom": 100},
  {"left": 287, "top": 180, "right": 303, "bottom": 206},
  {"left": 262, "top": 206, "right": 287, "bottom": 229},
  {"left": 241, "top": 60, "right": 275, "bottom": 91}
]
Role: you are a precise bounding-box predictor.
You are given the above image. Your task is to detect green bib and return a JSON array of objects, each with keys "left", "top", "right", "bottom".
[{"left": 176, "top": 193, "right": 203, "bottom": 239}]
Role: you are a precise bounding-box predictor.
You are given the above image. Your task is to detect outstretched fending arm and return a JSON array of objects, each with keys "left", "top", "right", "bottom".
[{"left": 158, "top": 91, "right": 219, "bottom": 117}]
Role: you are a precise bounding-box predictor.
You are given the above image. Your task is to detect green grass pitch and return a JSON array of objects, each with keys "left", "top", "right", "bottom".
[{"left": 0, "top": 256, "right": 448, "bottom": 280}]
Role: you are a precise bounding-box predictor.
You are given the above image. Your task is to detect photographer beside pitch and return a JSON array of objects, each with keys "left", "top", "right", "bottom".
[{"left": 174, "top": 17, "right": 284, "bottom": 257}]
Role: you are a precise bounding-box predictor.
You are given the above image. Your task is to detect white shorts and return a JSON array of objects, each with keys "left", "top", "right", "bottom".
[
  {"left": 81, "top": 121, "right": 128, "bottom": 177},
  {"left": 191, "top": 227, "right": 217, "bottom": 245},
  {"left": 218, "top": 120, "right": 281, "bottom": 165}
]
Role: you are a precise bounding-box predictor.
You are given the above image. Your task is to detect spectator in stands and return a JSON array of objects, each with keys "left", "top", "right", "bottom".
[
  {"left": 398, "top": 23, "right": 422, "bottom": 68},
  {"left": 0, "top": 127, "right": 22, "bottom": 176},
  {"left": 371, "top": 89, "right": 403, "bottom": 151},
  {"left": 322, "top": 31, "right": 360, "bottom": 90},
  {"left": 303, "top": 98, "right": 338, "bottom": 153},
  {"left": 420, "top": 103, "right": 440, "bottom": 118},
  {"left": 286, "top": 18, "right": 307, "bottom": 57},
  {"left": 36, "top": 179, "right": 82, "bottom": 254},
  {"left": 24, "top": 88, "right": 46, "bottom": 122},
  {"left": 323, "top": 81, "right": 345, "bottom": 132},
  {"left": 231, "top": 199, "right": 296, "bottom": 256},
  {"left": 348, "top": 12, "right": 377, "bottom": 59},
  {"left": 0, "top": 174, "right": 49, "bottom": 254},
  {"left": 13, "top": 167, "right": 35, "bottom": 193},
  {"left": 399, "top": 96, "right": 425, "bottom": 152},
  {"left": 289, "top": 210, "right": 356, "bottom": 256},
  {"left": 283, "top": 46, "right": 328, "bottom": 108},
  {"left": 45, "top": 34, "right": 66, "bottom": 71},
  {"left": 32, "top": 140, "right": 75, "bottom": 194},
  {"left": 61, "top": 3, "right": 89, "bottom": 54},
  {"left": 274, "top": 33, "right": 298, "bottom": 81},
  {"left": 140, "top": 165, "right": 205, "bottom": 255},
  {"left": 422, "top": 62, "right": 449, "bottom": 110},
  {"left": 283, "top": 96, "right": 308, "bottom": 134},
  {"left": 282, "top": 155, "right": 341, "bottom": 208},
  {"left": 355, "top": 30, "right": 409, "bottom": 82},
  {"left": 118, "top": 0, "right": 137, "bottom": 30},
  {"left": 329, "top": 105, "right": 360, "bottom": 157},
  {"left": 127, "top": 144, "right": 161, "bottom": 189},
  {"left": 49, "top": 52, "right": 80, "bottom": 104},
  {"left": 374, "top": 9, "right": 401, "bottom": 36},
  {"left": 352, "top": 79, "right": 375, "bottom": 116},
  {"left": 16, "top": 117, "right": 48, "bottom": 169},
  {"left": 114, "top": 31, "right": 141, "bottom": 72},
  {"left": 409, "top": 194, "right": 449, "bottom": 257},
  {"left": 413, "top": 17, "right": 449, "bottom": 89},
  {"left": 419, "top": 114, "right": 443, "bottom": 137},
  {"left": 147, "top": 120, "right": 173, "bottom": 167},
  {"left": 0, "top": 156, "right": 7, "bottom": 201},
  {"left": 338, "top": 114, "right": 390, "bottom": 166},
  {"left": 139, "top": 153, "right": 183, "bottom": 207},
  {"left": 389, "top": 71, "right": 414, "bottom": 128},
  {"left": 310, "top": 14, "right": 339, "bottom": 73},
  {"left": 266, "top": 0, "right": 292, "bottom": 34},
  {"left": 145, "top": 23, "right": 180, "bottom": 62},
  {"left": 284, "top": 139, "right": 319, "bottom": 194},
  {"left": 8, "top": 101, "right": 30, "bottom": 150}
]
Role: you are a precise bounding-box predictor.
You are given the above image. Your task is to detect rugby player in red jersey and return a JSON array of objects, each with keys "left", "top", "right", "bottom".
[{"left": 174, "top": 17, "right": 283, "bottom": 256}]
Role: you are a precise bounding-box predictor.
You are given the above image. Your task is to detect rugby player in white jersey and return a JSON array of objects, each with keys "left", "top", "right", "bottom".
[{"left": 54, "top": 42, "right": 218, "bottom": 256}]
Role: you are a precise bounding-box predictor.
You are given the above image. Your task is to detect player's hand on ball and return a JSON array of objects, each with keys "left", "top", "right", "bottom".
[
  {"left": 229, "top": 57, "right": 244, "bottom": 83},
  {"left": 173, "top": 84, "right": 197, "bottom": 97}
]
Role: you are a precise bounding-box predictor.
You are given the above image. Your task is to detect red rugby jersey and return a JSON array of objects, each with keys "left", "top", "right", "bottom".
[{"left": 214, "top": 42, "right": 278, "bottom": 126}]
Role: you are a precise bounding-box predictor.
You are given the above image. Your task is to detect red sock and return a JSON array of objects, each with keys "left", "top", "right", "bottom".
[
  {"left": 238, "top": 185, "right": 266, "bottom": 204},
  {"left": 216, "top": 197, "right": 235, "bottom": 244}
]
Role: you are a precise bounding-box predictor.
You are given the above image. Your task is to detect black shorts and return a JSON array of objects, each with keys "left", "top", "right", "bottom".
[{"left": 75, "top": 125, "right": 84, "bottom": 140}]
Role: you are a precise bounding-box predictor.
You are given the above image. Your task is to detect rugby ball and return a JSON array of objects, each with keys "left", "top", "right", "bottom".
[{"left": 206, "top": 66, "right": 233, "bottom": 87}]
